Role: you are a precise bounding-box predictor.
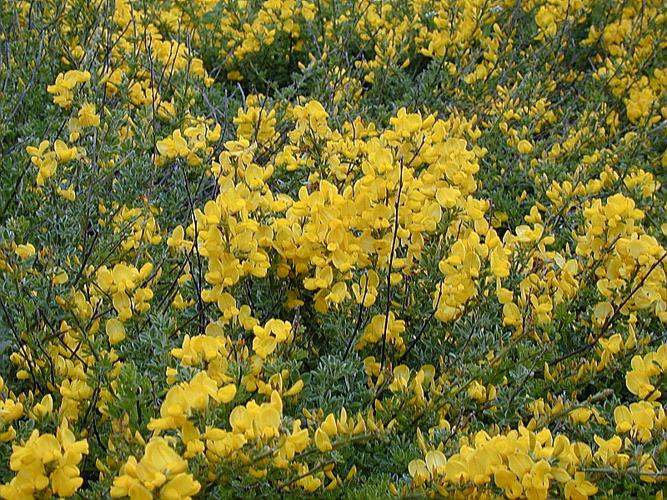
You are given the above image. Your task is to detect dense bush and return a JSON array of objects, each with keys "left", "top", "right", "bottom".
[{"left": 0, "top": 0, "right": 665, "bottom": 497}]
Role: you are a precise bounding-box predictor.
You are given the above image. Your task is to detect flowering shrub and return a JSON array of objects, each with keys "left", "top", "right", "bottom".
[{"left": 0, "top": 0, "right": 665, "bottom": 497}]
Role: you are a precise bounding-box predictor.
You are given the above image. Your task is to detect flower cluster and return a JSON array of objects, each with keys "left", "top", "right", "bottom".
[{"left": 0, "top": 420, "right": 88, "bottom": 498}]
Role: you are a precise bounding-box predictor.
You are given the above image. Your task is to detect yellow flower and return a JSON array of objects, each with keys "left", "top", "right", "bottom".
[
  {"left": 78, "top": 102, "right": 100, "bottom": 127},
  {"left": 217, "top": 384, "right": 237, "bottom": 403},
  {"left": 112, "top": 291, "right": 132, "bottom": 321},
  {"left": 0, "top": 399, "right": 24, "bottom": 422},
  {"left": 284, "top": 379, "right": 304, "bottom": 397},
  {"left": 321, "top": 413, "right": 338, "bottom": 438},
  {"left": 625, "top": 345, "right": 666, "bottom": 401},
  {"left": 593, "top": 435, "right": 621, "bottom": 464},
  {"left": 517, "top": 139, "right": 533, "bottom": 154},
  {"left": 424, "top": 450, "right": 446, "bottom": 477},
  {"left": 569, "top": 408, "right": 592, "bottom": 425},
  {"left": 614, "top": 405, "right": 632, "bottom": 433},
  {"left": 314, "top": 428, "right": 332, "bottom": 452},
  {"left": 30, "top": 395, "right": 53, "bottom": 419},
  {"left": 502, "top": 302, "right": 522, "bottom": 330},
  {"left": 408, "top": 459, "right": 430, "bottom": 487},
  {"left": 15, "top": 243, "right": 36, "bottom": 260},
  {"left": 228, "top": 391, "right": 283, "bottom": 440},
  {"left": 112, "top": 437, "right": 199, "bottom": 499},
  {"left": 252, "top": 319, "right": 292, "bottom": 359},
  {"left": 143, "top": 438, "right": 186, "bottom": 477},
  {"left": 494, "top": 469, "right": 523, "bottom": 498},
  {"left": 295, "top": 463, "right": 322, "bottom": 492},
  {"left": 157, "top": 129, "right": 190, "bottom": 159},
  {"left": 490, "top": 247, "right": 510, "bottom": 278},
  {"left": 564, "top": 472, "right": 597, "bottom": 500},
  {"left": 106, "top": 318, "right": 126, "bottom": 345},
  {"left": 468, "top": 380, "right": 487, "bottom": 403},
  {"left": 388, "top": 365, "right": 410, "bottom": 393},
  {"left": 280, "top": 420, "right": 310, "bottom": 461},
  {"left": 521, "top": 459, "right": 551, "bottom": 500},
  {"left": 160, "top": 473, "right": 201, "bottom": 499},
  {"left": 436, "top": 186, "right": 461, "bottom": 209},
  {"left": 625, "top": 86, "right": 655, "bottom": 123},
  {"left": 47, "top": 70, "right": 91, "bottom": 108},
  {"left": 54, "top": 139, "right": 77, "bottom": 162}
]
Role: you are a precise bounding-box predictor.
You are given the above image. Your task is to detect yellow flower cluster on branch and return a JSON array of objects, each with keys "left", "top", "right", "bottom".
[{"left": 0, "top": 420, "right": 88, "bottom": 499}]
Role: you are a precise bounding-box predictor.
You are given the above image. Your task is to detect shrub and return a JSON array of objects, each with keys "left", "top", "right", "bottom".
[{"left": 0, "top": 0, "right": 665, "bottom": 497}]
